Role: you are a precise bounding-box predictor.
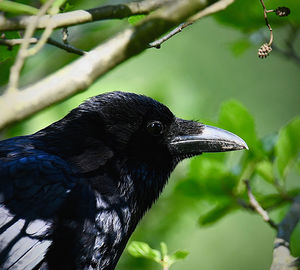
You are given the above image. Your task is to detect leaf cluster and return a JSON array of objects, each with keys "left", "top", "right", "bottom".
[
  {"left": 176, "top": 100, "right": 300, "bottom": 226},
  {"left": 128, "top": 241, "right": 188, "bottom": 269}
]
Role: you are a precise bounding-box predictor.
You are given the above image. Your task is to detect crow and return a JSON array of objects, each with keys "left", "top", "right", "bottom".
[{"left": 0, "top": 91, "right": 247, "bottom": 270}]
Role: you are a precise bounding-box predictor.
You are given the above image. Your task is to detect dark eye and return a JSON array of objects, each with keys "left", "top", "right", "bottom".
[{"left": 147, "top": 121, "right": 164, "bottom": 136}]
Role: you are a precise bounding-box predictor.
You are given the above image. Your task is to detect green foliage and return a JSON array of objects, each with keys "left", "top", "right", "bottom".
[
  {"left": 0, "top": 1, "right": 38, "bottom": 15},
  {"left": 0, "top": 32, "right": 20, "bottom": 63},
  {"left": 168, "top": 250, "right": 189, "bottom": 264},
  {"left": 188, "top": 158, "right": 238, "bottom": 198},
  {"left": 256, "top": 160, "right": 274, "bottom": 183},
  {"left": 219, "top": 100, "right": 262, "bottom": 157},
  {"left": 213, "top": 0, "right": 300, "bottom": 32},
  {"left": 128, "top": 15, "right": 146, "bottom": 25},
  {"left": 276, "top": 117, "right": 300, "bottom": 179},
  {"left": 160, "top": 242, "right": 168, "bottom": 258},
  {"left": 128, "top": 241, "right": 189, "bottom": 269},
  {"left": 213, "top": 0, "right": 300, "bottom": 57},
  {"left": 258, "top": 193, "right": 286, "bottom": 209},
  {"left": 174, "top": 99, "right": 300, "bottom": 229},
  {"left": 128, "top": 241, "right": 161, "bottom": 263},
  {"left": 62, "top": 2, "right": 73, "bottom": 12},
  {"left": 198, "top": 200, "right": 234, "bottom": 226}
]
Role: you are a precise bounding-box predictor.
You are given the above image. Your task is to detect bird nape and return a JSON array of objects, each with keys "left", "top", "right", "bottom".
[{"left": 0, "top": 91, "right": 248, "bottom": 270}]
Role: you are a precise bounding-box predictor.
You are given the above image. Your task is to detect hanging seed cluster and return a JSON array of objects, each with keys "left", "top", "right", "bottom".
[
  {"left": 258, "top": 43, "right": 272, "bottom": 58},
  {"left": 258, "top": 0, "right": 291, "bottom": 59},
  {"left": 274, "top": 7, "right": 290, "bottom": 17}
]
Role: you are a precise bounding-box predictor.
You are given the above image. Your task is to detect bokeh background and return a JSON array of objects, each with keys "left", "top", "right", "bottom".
[{"left": 0, "top": 0, "right": 300, "bottom": 269}]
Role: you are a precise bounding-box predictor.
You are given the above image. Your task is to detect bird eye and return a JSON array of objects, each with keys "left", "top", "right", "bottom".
[{"left": 147, "top": 121, "right": 164, "bottom": 136}]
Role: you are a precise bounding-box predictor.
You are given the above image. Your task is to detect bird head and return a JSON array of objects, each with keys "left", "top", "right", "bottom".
[
  {"left": 74, "top": 91, "right": 248, "bottom": 166},
  {"left": 38, "top": 91, "right": 247, "bottom": 207},
  {"left": 52, "top": 91, "right": 247, "bottom": 203}
]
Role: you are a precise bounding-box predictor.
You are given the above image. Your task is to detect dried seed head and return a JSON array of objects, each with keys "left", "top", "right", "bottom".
[
  {"left": 258, "top": 43, "right": 272, "bottom": 58},
  {"left": 275, "top": 7, "right": 291, "bottom": 17}
]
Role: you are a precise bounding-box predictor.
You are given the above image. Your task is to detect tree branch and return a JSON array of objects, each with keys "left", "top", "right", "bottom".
[
  {"left": 0, "top": 0, "right": 166, "bottom": 31},
  {"left": 244, "top": 180, "right": 278, "bottom": 229},
  {"left": 0, "top": 0, "right": 231, "bottom": 130},
  {"left": 0, "top": 0, "right": 234, "bottom": 55},
  {"left": 149, "top": 0, "right": 234, "bottom": 48},
  {"left": 47, "top": 37, "right": 86, "bottom": 55},
  {"left": 259, "top": 0, "right": 273, "bottom": 46},
  {"left": 270, "top": 195, "right": 300, "bottom": 270},
  {"left": 243, "top": 180, "right": 300, "bottom": 269},
  {"left": 0, "top": 37, "right": 86, "bottom": 55}
]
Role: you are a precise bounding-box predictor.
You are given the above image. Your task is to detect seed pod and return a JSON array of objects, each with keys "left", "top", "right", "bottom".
[
  {"left": 258, "top": 43, "right": 272, "bottom": 58},
  {"left": 275, "top": 7, "right": 291, "bottom": 17}
]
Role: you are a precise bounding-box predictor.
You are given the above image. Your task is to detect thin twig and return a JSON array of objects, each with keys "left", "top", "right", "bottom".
[
  {"left": 0, "top": 38, "right": 37, "bottom": 47},
  {"left": 0, "top": 37, "right": 85, "bottom": 55},
  {"left": 7, "top": 0, "right": 56, "bottom": 93},
  {"left": 270, "top": 195, "right": 300, "bottom": 270},
  {"left": 47, "top": 38, "right": 85, "bottom": 55},
  {"left": 244, "top": 180, "right": 278, "bottom": 229},
  {"left": 237, "top": 195, "right": 292, "bottom": 213},
  {"left": 149, "top": 0, "right": 234, "bottom": 48},
  {"left": 259, "top": 0, "right": 273, "bottom": 46},
  {"left": 149, "top": 23, "right": 186, "bottom": 48}
]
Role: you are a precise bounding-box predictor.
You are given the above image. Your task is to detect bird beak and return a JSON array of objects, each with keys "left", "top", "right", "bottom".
[{"left": 168, "top": 120, "right": 248, "bottom": 155}]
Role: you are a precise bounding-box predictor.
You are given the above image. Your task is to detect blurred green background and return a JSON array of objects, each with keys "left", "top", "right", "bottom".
[{"left": 0, "top": 0, "right": 300, "bottom": 269}]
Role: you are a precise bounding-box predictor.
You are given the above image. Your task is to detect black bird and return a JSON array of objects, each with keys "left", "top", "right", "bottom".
[{"left": 0, "top": 92, "right": 247, "bottom": 270}]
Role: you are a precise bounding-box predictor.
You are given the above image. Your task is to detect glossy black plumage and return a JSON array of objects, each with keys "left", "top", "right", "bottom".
[{"left": 0, "top": 92, "right": 247, "bottom": 270}]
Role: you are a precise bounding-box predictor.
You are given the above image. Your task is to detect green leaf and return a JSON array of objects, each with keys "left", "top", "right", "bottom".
[
  {"left": 218, "top": 100, "right": 262, "bottom": 157},
  {"left": 128, "top": 14, "right": 146, "bottom": 25},
  {"left": 270, "top": 203, "right": 291, "bottom": 224},
  {"left": 288, "top": 188, "right": 300, "bottom": 198},
  {"left": 160, "top": 242, "right": 168, "bottom": 258},
  {"left": 168, "top": 250, "right": 189, "bottom": 265},
  {"left": 0, "top": 1, "right": 38, "bottom": 15},
  {"left": 127, "top": 241, "right": 161, "bottom": 263},
  {"left": 259, "top": 194, "right": 285, "bottom": 210},
  {"left": 63, "top": 2, "right": 73, "bottom": 12},
  {"left": 0, "top": 31, "right": 20, "bottom": 63},
  {"left": 175, "top": 178, "right": 204, "bottom": 198},
  {"left": 188, "top": 157, "right": 239, "bottom": 197},
  {"left": 171, "top": 250, "right": 189, "bottom": 260},
  {"left": 256, "top": 160, "right": 274, "bottom": 183},
  {"left": 276, "top": 117, "right": 300, "bottom": 179},
  {"left": 198, "top": 201, "right": 233, "bottom": 226}
]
